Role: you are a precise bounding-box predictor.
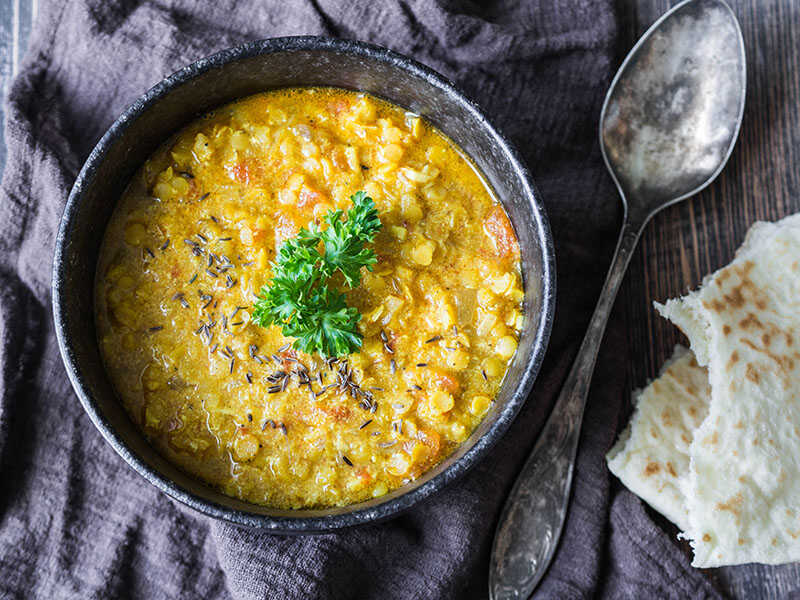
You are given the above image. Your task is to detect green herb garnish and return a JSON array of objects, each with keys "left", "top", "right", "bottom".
[{"left": 252, "top": 191, "right": 381, "bottom": 357}]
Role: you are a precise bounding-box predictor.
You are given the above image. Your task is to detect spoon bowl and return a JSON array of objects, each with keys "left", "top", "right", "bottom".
[
  {"left": 490, "top": 1, "right": 745, "bottom": 597},
  {"left": 601, "top": 0, "right": 746, "bottom": 216}
]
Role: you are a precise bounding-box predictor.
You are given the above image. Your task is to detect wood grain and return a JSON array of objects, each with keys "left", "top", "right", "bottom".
[
  {"left": 614, "top": 0, "right": 800, "bottom": 597},
  {"left": 0, "top": 0, "right": 37, "bottom": 176}
]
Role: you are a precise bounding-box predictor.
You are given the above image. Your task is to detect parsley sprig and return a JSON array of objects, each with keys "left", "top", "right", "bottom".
[{"left": 252, "top": 192, "right": 381, "bottom": 357}]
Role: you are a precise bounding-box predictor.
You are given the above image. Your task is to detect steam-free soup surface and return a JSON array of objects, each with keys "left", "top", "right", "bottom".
[{"left": 96, "top": 88, "right": 523, "bottom": 508}]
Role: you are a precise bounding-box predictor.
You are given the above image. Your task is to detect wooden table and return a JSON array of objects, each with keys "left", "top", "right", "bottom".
[
  {"left": 0, "top": 0, "right": 797, "bottom": 597},
  {"left": 616, "top": 1, "right": 800, "bottom": 597},
  {"left": 0, "top": 0, "right": 35, "bottom": 173}
]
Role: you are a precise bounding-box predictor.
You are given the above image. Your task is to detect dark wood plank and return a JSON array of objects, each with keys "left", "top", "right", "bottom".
[
  {"left": 0, "top": 0, "right": 37, "bottom": 177},
  {"left": 614, "top": 0, "right": 800, "bottom": 598}
]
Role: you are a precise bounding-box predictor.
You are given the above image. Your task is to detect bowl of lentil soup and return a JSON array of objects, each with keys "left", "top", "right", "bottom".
[{"left": 53, "top": 37, "right": 554, "bottom": 531}]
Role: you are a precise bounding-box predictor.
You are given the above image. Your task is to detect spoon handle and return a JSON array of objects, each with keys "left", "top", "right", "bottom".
[{"left": 489, "top": 215, "right": 644, "bottom": 600}]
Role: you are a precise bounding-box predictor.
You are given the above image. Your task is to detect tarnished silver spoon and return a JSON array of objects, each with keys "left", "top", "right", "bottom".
[{"left": 489, "top": 1, "right": 746, "bottom": 597}]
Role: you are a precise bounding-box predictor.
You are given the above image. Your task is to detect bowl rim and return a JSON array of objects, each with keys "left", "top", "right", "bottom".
[{"left": 52, "top": 35, "right": 555, "bottom": 532}]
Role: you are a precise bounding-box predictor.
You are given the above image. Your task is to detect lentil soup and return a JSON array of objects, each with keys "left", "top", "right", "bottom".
[{"left": 95, "top": 88, "right": 523, "bottom": 509}]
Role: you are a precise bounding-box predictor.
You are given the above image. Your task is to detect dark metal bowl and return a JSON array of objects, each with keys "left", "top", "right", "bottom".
[{"left": 52, "top": 36, "right": 555, "bottom": 532}]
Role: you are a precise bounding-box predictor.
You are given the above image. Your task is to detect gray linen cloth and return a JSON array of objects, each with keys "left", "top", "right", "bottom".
[{"left": 0, "top": 0, "right": 722, "bottom": 598}]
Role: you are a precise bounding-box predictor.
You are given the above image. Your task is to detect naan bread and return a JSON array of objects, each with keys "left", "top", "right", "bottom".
[
  {"left": 607, "top": 346, "right": 710, "bottom": 531},
  {"left": 656, "top": 213, "right": 800, "bottom": 567}
]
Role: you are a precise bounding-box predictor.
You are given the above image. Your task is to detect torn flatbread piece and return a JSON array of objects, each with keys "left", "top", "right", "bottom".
[
  {"left": 656, "top": 213, "right": 800, "bottom": 567},
  {"left": 607, "top": 346, "right": 710, "bottom": 532}
]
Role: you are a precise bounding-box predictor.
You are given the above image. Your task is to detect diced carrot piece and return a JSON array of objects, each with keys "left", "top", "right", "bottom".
[
  {"left": 433, "top": 370, "right": 460, "bottom": 393},
  {"left": 230, "top": 161, "right": 250, "bottom": 183},
  {"left": 298, "top": 186, "right": 328, "bottom": 210},
  {"left": 484, "top": 206, "right": 518, "bottom": 258},
  {"left": 417, "top": 428, "right": 441, "bottom": 457},
  {"left": 320, "top": 403, "right": 352, "bottom": 423},
  {"left": 278, "top": 347, "right": 297, "bottom": 362},
  {"left": 228, "top": 159, "right": 264, "bottom": 184}
]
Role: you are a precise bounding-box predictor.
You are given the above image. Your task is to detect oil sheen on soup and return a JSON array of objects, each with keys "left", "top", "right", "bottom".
[{"left": 95, "top": 88, "right": 523, "bottom": 509}]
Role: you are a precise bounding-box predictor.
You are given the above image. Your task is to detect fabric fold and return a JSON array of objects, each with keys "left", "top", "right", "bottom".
[{"left": 0, "top": 0, "right": 718, "bottom": 597}]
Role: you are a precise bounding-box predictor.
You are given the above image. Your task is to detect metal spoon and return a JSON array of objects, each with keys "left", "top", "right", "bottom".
[{"left": 489, "top": 1, "right": 746, "bottom": 597}]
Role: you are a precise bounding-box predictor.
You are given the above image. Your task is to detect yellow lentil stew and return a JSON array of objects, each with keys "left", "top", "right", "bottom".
[{"left": 95, "top": 88, "right": 523, "bottom": 509}]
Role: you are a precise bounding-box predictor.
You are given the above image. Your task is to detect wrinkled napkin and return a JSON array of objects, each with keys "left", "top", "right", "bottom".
[{"left": 0, "top": 0, "right": 722, "bottom": 598}]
